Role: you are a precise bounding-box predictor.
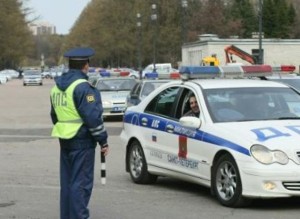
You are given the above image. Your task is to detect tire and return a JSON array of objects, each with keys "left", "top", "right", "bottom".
[
  {"left": 127, "top": 140, "right": 157, "bottom": 184},
  {"left": 212, "top": 154, "right": 252, "bottom": 207}
]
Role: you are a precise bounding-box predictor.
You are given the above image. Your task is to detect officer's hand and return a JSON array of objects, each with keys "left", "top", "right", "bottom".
[{"left": 101, "top": 145, "right": 109, "bottom": 156}]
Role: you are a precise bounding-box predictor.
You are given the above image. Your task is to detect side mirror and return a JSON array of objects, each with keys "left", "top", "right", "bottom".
[
  {"left": 130, "top": 94, "right": 139, "bottom": 99},
  {"left": 179, "top": 116, "right": 202, "bottom": 129}
]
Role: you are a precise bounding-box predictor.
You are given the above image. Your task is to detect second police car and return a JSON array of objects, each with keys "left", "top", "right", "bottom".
[
  {"left": 120, "top": 64, "right": 300, "bottom": 207},
  {"left": 95, "top": 77, "right": 137, "bottom": 117}
]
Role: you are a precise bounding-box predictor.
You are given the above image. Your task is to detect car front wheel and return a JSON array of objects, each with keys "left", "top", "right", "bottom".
[
  {"left": 127, "top": 140, "right": 157, "bottom": 184},
  {"left": 212, "top": 154, "right": 251, "bottom": 207}
]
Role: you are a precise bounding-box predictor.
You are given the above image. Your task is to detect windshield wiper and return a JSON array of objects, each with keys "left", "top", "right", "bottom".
[{"left": 277, "top": 117, "right": 300, "bottom": 120}]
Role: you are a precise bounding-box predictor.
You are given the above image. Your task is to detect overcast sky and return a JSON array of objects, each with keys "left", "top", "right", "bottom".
[{"left": 27, "top": 0, "right": 91, "bottom": 34}]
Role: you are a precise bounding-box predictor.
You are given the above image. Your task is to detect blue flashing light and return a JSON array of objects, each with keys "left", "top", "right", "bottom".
[
  {"left": 145, "top": 71, "right": 158, "bottom": 79},
  {"left": 100, "top": 71, "right": 111, "bottom": 77},
  {"left": 179, "top": 66, "right": 220, "bottom": 79}
]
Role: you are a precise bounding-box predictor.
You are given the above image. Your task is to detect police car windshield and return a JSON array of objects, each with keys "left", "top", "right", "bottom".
[
  {"left": 96, "top": 79, "right": 136, "bottom": 91},
  {"left": 204, "top": 87, "right": 300, "bottom": 123}
]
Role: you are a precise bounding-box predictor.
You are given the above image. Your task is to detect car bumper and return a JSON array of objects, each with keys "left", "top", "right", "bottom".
[
  {"left": 240, "top": 164, "right": 300, "bottom": 198},
  {"left": 102, "top": 106, "right": 126, "bottom": 117},
  {"left": 23, "top": 78, "right": 42, "bottom": 85}
]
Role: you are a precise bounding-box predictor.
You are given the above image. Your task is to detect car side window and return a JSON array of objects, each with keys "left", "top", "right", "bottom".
[
  {"left": 145, "top": 86, "right": 180, "bottom": 118},
  {"left": 130, "top": 83, "right": 140, "bottom": 95}
]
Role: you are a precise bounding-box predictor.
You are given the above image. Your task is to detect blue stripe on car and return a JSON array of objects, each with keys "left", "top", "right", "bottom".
[{"left": 124, "top": 111, "right": 250, "bottom": 156}]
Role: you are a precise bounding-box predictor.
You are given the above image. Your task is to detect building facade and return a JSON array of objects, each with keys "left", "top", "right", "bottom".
[
  {"left": 29, "top": 21, "right": 56, "bottom": 35},
  {"left": 181, "top": 34, "right": 300, "bottom": 73}
]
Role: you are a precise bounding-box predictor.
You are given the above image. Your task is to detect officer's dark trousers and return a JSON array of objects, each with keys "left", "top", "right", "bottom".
[{"left": 60, "top": 144, "right": 95, "bottom": 219}]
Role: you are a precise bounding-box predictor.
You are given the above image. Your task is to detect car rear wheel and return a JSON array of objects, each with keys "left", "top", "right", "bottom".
[
  {"left": 212, "top": 154, "right": 251, "bottom": 207},
  {"left": 128, "top": 140, "right": 157, "bottom": 184}
]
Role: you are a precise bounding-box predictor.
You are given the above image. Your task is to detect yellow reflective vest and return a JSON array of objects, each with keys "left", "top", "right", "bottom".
[{"left": 50, "top": 79, "right": 86, "bottom": 139}]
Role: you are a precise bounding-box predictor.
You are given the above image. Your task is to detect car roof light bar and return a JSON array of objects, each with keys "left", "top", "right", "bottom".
[
  {"left": 170, "top": 72, "right": 180, "bottom": 79},
  {"left": 119, "top": 71, "right": 130, "bottom": 77},
  {"left": 242, "top": 65, "right": 272, "bottom": 77},
  {"left": 280, "top": 65, "right": 296, "bottom": 72},
  {"left": 219, "top": 65, "right": 244, "bottom": 78},
  {"left": 145, "top": 72, "right": 158, "bottom": 79},
  {"left": 272, "top": 65, "right": 295, "bottom": 73},
  {"left": 179, "top": 66, "right": 220, "bottom": 80},
  {"left": 100, "top": 71, "right": 111, "bottom": 77}
]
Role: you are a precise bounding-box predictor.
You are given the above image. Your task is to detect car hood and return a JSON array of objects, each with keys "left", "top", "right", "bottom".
[
  {"left": 101, "top": 91, "right": 130, "bottom": 102},
  {"left": 210, "top": 120, "right": 300, "bottom": 162}
]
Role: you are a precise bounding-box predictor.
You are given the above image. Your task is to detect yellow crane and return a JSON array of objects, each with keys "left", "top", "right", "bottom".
[{"left": 201, "top": 54, "right": 220, "bottom": 66}]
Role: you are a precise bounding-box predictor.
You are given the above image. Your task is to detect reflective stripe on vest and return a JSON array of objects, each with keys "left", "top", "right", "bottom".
[{"left": 51, "top": 79, "right": 87, "bottom": 139}]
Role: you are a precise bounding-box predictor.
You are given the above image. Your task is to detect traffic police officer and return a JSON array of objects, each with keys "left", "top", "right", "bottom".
[{"left": 50, "top": 47, "right": 109, "bottom": 219}]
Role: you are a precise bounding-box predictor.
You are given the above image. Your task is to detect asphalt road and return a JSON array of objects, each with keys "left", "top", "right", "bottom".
[{"left": 0, "top": 78, "right": 300, "bottom": 219}]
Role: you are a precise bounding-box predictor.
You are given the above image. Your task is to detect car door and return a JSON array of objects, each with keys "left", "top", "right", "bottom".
[
  {"left": 142, "top": 86, "right": 181, "bottom": 171},
  {"left": 162, "top": 87, "right": 207, "bottom": 178}
]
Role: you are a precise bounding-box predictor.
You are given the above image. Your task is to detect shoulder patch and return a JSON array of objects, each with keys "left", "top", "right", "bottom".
[{"left": 86, "top": 94, "right": 95, "bottom": 103}]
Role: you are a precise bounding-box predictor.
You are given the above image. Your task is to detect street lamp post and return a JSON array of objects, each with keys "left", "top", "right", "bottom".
[
  {"left": 258, "top": 0, "right": 263, "bottom": 64},
  {"left": 151, "top": 3, "right": 157, "bottom": 73},
  {"left": 181, "top": 0, "right": 188, "bottom": 44},
  {"left": 136, "top": 13, "right": 142, "bottom": 80},
  {"left": 41, "top": 53, "right": 45, "bottom": 72}
]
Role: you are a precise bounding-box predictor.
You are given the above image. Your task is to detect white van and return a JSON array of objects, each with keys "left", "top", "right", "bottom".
[{"left": 142, "top": 63, "right": 173, "bottom": 79}]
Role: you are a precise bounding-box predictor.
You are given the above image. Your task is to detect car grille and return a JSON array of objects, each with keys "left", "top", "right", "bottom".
[
  {"left": 296, "top": 151, "right": 300, "bottom": 162},
  {"left": 282, "top": 182, "right": 300, "bottom": 191}
]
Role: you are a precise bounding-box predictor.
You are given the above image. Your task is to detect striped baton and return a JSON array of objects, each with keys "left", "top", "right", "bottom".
[{"left": 100, "top": 151, "right": 106, "bottom": 185}]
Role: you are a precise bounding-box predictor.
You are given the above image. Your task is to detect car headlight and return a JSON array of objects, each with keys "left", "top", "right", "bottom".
[
  {"left": 250, "top": 144, "right": 289, "bottom": 165},
  {"left": 102, "top": 100, "right": 112, "bottom": 106}
]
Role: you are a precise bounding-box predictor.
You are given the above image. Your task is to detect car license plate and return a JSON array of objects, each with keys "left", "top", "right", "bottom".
[{"left": 112, "top": 106, "right": 125, "bottom": 112}]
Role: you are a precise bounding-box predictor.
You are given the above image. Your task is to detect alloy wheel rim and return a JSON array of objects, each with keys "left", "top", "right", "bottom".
[
  {"left": 130, "top": 146, "right": 143, "bottom": 178},
  {"left": 216, "top": 162, "right": 237, "bottom": 201}
]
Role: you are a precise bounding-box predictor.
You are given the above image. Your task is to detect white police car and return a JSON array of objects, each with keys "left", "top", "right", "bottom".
[
  {"left": 120, "top": 65, "right": 300, "bottom": 207},
  {"left": 95, "top": 77, "right": 137, "bottom": 117}
]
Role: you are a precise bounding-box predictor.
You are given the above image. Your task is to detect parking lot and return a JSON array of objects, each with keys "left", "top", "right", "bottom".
[{"left": 1, "top": 79, "right": 300, "bottom": 219}]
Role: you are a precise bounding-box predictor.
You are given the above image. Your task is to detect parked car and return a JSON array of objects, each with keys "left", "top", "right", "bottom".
[
  {"left": 88, "top": 72, "right": 101, "bottom": 86},
  {"left": 126, "top": 79, "right": 171, "bottom": 106},
  {"left": 41, "top": 70, "right": 53, "bottom": 79},
  {"left": 94, "top": 77, "right": 137, "bottom": 117},
  {"left": 266, "top": 73, "right": 300, "bottom": 91},
  {"left": 0, "top": 70, "right": 13, "bottom": 81},
  {"left": 0, "top": 74, "right": 8, "bottom": 84},
  {"left": 23, "top": 70, "right": 43, "bottom": 86},
  {"left": 1, "top": 69, "right": 19, "bottom": 79},
  {"left": 121, "top": 65, "right": 300, "bottom": 207},
  {"left": 142, "top": 63, "right": 175, "bottom": 79}
]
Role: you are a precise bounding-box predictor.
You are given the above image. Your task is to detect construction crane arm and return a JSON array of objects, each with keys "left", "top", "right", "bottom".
[{"left": 224, "top": 45, "right": 257, "bottom": 64}]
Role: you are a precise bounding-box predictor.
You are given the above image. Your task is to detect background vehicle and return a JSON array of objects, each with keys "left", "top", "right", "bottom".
[
  {"left": 95, "top": 77, "right": 137, "bottom": 117},
  {"left": 266, "top": 73, "right": 300, "bottom": 91},
  {"left": 126, "top": 79, "right": 171, "bottom": 106},
  {"left": 142, "top": 63, "right": 173, "bottom": 79},
  {"left": 23, "top": 70, "right": 43, "bottom": 86},
  {"left": 201, "top": 54, "right": 220, "bottom": 66},
  {"left": 0, "top": 74, "right": 8, "bottom": 84},
  {"left": 121, "top": 65, "right": 300, "bottom": 207}
]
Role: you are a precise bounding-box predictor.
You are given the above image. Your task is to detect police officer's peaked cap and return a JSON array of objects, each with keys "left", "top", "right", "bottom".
[{"left": 64, "top": 47, "right": 95, "bottom": 61}]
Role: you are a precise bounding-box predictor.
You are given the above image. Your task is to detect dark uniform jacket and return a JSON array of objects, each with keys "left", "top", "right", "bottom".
[{"left": 50, "top": 69, "right": 108, "bottom": 149}]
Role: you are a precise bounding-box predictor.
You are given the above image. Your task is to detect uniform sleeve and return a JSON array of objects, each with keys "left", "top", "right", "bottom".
[
  {"left": 50, "top": 97, "right": 58, "bottom": 125},
  {"left": 74, "top": 82, "right": 108, "bottom": 147}
]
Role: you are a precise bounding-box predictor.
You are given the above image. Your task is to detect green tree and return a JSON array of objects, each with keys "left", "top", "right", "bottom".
[
  {"left": 0, "top": 0, "right": 33, "bottom": 69},
  {"left": 229, "top": 0, "right": 257, "bottom": 38}
]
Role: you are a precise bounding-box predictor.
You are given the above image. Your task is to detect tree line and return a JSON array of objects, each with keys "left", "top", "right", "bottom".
[{"left": 0, "top": 0, "right": 298, "bottom": 70}]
